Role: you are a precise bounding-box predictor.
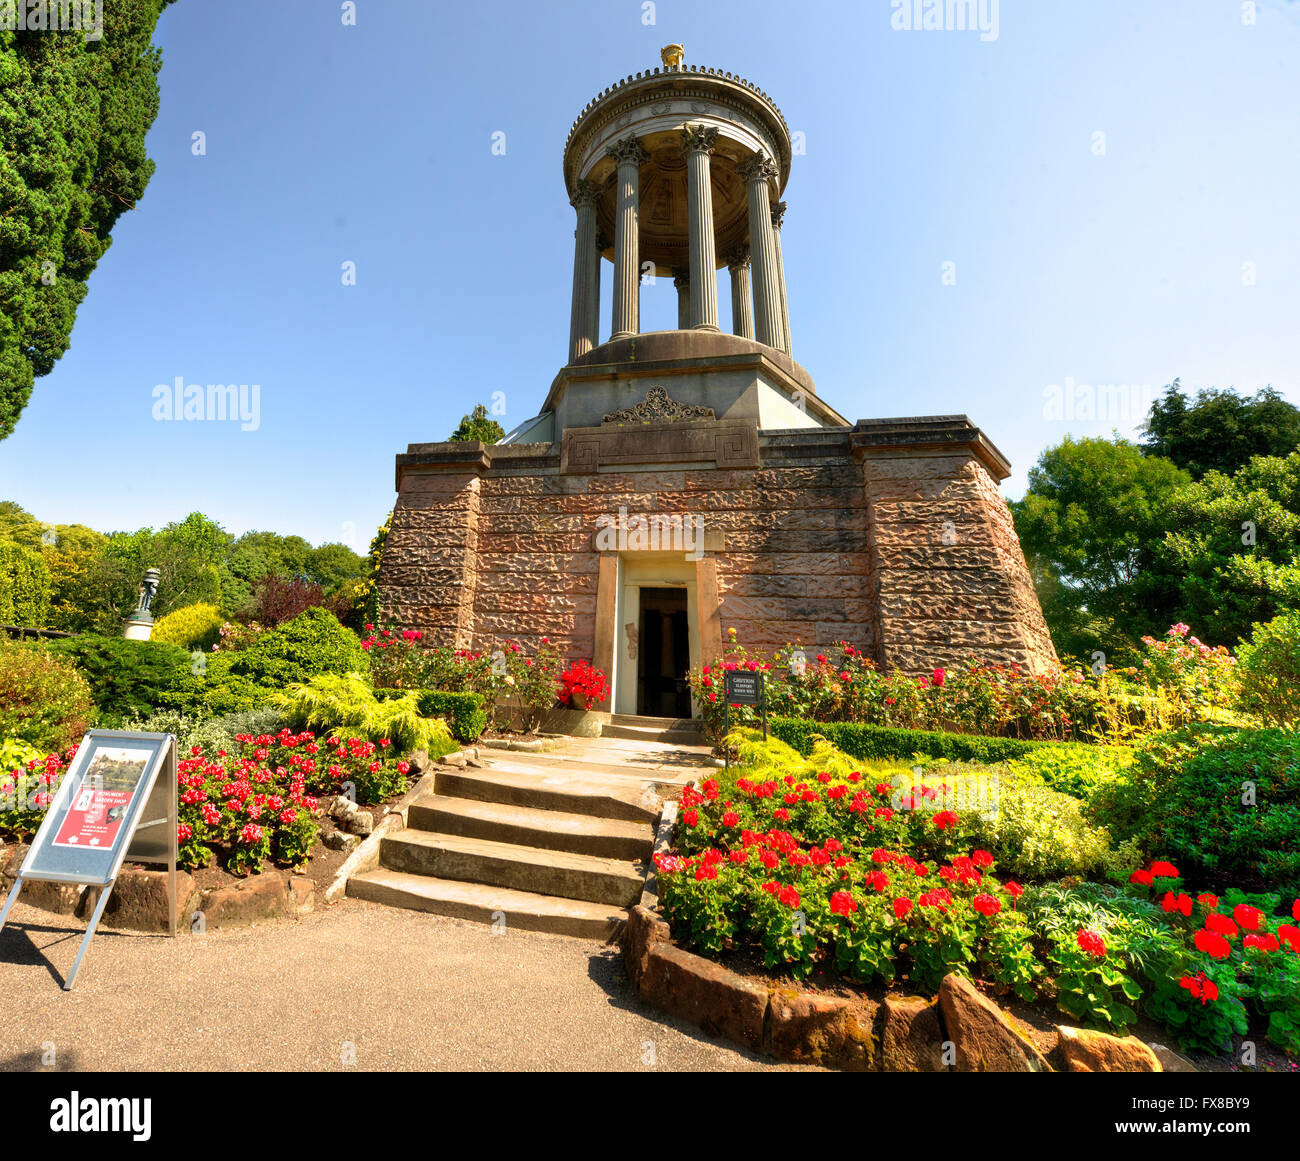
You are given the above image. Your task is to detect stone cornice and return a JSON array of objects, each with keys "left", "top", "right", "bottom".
[
  {"left": 564, "top": 67, "right": 792, "bottom": 196},
  {"left": 849, "top": 416, "right": 1013, "bottom": 481}
]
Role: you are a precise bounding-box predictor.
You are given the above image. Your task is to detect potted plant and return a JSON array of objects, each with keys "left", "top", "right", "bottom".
[{"left": 558, "top": 659, "right": 609, "bottom": 710}]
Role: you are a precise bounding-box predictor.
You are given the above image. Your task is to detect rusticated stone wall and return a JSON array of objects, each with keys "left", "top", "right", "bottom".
[{"left": 377, "top": 419, "right": 1057, "bottom": 679}]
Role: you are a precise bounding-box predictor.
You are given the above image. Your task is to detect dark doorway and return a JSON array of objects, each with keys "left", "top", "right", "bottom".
[{"left": 637, "top": 587, "right": 691, "bottom": 718}]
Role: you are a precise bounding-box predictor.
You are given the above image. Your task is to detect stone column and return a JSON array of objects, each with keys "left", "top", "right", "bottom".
[
  {"left": 607, "top": 136, "right": 648, "bottom": 340},
  {"left": 771, "top": 201, "right": 792, "bottom": 355},
  {"left": 673, "top": 269, "right": 691, "bottom": 330},
  {"left": 738, "top": 154, "right": 784, "bottom": 350},
  {"left": 568, "top": 180, "right": 601, "bottom": 362},
  {"left": 724, "top": 247, "right": 753, "bottom": 340},
  {"left": 681, "top": 124, "right": 721, "bottom": 331}
]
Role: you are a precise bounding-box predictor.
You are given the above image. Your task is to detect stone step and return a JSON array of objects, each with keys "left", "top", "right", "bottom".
[
  {"left": 408, "top": 794, "right": 654, "bottom": 861},
  {"left": 608, "top": 714, "right": 700, "bottom": 730},
  {"left": 347, "top": 869, "right": 625, "bottom": 939},
  {"left": 378, "top": 829, "right": 646, "bottom": 907},
  {"left": 482, "top": 751, "right": 702, "bottom": 787},
  {"left": 600, "top": 722, "right": 705, "bottom": 746},
  {"left": 436, "top": 766, "right": 660, "bottom": 824}
]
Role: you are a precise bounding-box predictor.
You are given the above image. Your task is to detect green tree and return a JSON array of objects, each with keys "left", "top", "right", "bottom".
[
  {"left": 0, "top": 2, "right": 176, "bottom": 440},
  {"left": 449, "top": 403, "right": 505, "bottom": 444},
  {"left": 1008, "top": 436, "right": 1191, "bottom": 658},
  {"left": 1139, "top": 380, "right": 1300, "bottom": 480},
  {"left": 1154, "top": 452, "right": 1300, "bottom": 646}
]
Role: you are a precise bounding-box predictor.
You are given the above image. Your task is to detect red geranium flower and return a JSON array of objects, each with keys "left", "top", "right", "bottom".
[
  {"left": 1129, "top": 869, "right": 1153, "bottom": 886},
  {"left": 1076, "top": 928, "right": 1106, "bottom": 958},
  {"left": 1205, "top": 912, "right": 1238, "bottom": 939},
  {"left": 973, "top": 893, "right": 1001, "bottom": 917},
  {"left": 893, "top": 897, "right": 913, "bottom": 919},
  {"left": 1150, "top": 861, "right": 1179, "bottom": 879},
  {"left": 1233, "top": 904, "right": 1264, "bottom": 932},
  {"left": 1194, "top": 929, "right": 1232, "bottom": 959},
  {"left": 830, "top": 891, "right": 857, "bottom": 916}
]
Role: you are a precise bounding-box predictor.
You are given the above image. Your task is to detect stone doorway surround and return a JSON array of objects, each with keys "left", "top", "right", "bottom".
[{"left": 595, "top": 551, "right": 723, "bottom": 717}]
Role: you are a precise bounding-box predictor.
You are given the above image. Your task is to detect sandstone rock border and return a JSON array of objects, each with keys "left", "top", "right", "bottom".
[{"left": 622, "top": 905, "right": 1169, "bottom": 1072}]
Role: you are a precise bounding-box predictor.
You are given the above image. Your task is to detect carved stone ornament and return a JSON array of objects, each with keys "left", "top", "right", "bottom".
[
  {"left": 607, "top": 136, "right": 649, "bottom": 167},
  {"left": 736, "top": 153, "right": 779, "bottom": 185},
  {"left": 680, "top": 123, "right": 720, "bottom": 155},
  {"left": 602, "top": 385, "right": 716, "bottom": 425},
  {"left": 570, "top": 179, "right": 601, "bottom": 209}
]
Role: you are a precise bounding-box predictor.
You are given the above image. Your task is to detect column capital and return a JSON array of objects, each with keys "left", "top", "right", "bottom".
[
  {"left": 723, "top": 245, "right": 751, "bottom": 271},
  {"left": 680, "top": 123, "right": 720, "bottom": 156},
  {"left": 771, "top": 200, "right": 787, "bottom": 230},
  {"left": 606, "top": 136, "right": 649, "bottom": 167},
  {"left": 594, "top": 231, "right": 611, "bottom": 252},
  {"left": 737, "top": 153, "right": 779, "bottom": 186},
  {"left": 673, "top": 267, "right": 691, "bottom": 290},
  {"left": 570, "top": 178, "right": 602, "bottom": 210}
]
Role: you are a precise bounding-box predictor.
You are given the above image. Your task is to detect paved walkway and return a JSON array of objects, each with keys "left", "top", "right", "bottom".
[{"left": 0, "top": 897, "right": 800, "bottom": 1071}]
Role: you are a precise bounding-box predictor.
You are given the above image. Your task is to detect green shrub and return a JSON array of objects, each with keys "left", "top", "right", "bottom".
[
  {"left": 963, "top": 776, "right": 1141, "bottom": 882},
  {"left": 1002, "top": 743, "right": 1134, "bottom": 801},
  {"left": 0, "top": 542, "right": 51, "bottom": 628},
  {"left": 1094, "top": 726, "right": 1300, "bottom": 891},
  {"left": 43, "top": 634, "right": 203, "bottom": 725},
  {"left": 414, "top": 690, "right": 487, "bottom": 743},
  {"left": 0, "top": 736, "right": 44, "bottom": 770},
  {"left": 229, "top": 606, "right": 368, "bottom": 689},
  {"left": 118, "top": 707, "right": 287, "bottom": 756},
  {"left": 1237, "top": 611, "right": 1300, "bottom": 727},
  {"left": 0, "top": 638, "right": 95, "bottom": 750},
  {"left": 273, "top": 672, "right": 454, "bottom": 756},
  {"left": 188, "top": 651, "right": 266, "bottom": 716},
  {"left": 151, "top": 602, "right": 225, "bottom": 652},
  {"left": 770, "top": 716, "right": 1092, "bottom": 764}
]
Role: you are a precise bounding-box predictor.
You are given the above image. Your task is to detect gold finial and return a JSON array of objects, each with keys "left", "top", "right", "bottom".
[{"left": 660, "top": 43, "right": 685, "bottom": 70}]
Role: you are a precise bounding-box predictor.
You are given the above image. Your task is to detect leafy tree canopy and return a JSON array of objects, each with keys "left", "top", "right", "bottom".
[
  {"left": 0, "top": 1, "right": 176, "bottom": 440},
  {"left": 1139, "top": 379, "right": 1300, "bottom": 480},
  {"left": 449, "top": 403, "right": 505, "bottom": 444},
  {"left": 1008, "top": 436, "right": 1191, "bottom": 659}
]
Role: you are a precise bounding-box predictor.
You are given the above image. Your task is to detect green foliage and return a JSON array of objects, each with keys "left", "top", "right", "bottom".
[
  {"left": 0, "top": 736, "right": 43, "bottom": 770},
  {"left": 118, "top": 707, "right": 287, "bottom": 757},
  {"left": 1094, "top": 727, "right": 1300, "bottom": 891},
  {"left": 43, "top": 634, "right": 200, "bottom": 726},
  {"left": 0, "top": 637, "right": 95, "bottom": 750},
  {"left": 1002, "top": 743, "right": 1134, "bottom": 800},
  {"left": 151, "top": 601, "right": 225, "bottom": 652},
  {"left": 1236, "top": 610, "right": 1300, "bottom": 726},
  {"left": 272, "top": 672, "right": 454, "bottom": 757},
  {"left": 0, "top": 1, "right": 176, "bottom": 440},
  {"left": 1155, "top": 452, "right": 1300, "bottom": 646},
  {"left": 963, "top": 775, "right": 1141, "bottom": 882},
  {"left": 769, "top": 716, "right": 1079, "bottom": 764},
  {"left": 229, "top": 606, "right": 368, "bottom": 689},
  {"left": 413, "top": 690, "right": 487, "bottom": 743},
  {"left": 0, "top": 542, "right": 51, "bottom": 627},
  {"left": 448, "top": 403, "right": 505, "bottom": 444},
  {"left": 1140, "top": 381, "right": 1300, "bottom": 481},
  {"left": 1008, "top": 436, "right": 1192, "bottom": 658}
]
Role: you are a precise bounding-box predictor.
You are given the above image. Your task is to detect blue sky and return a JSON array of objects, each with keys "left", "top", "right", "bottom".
[{"left": 2, "top": 0, "right": 1298, "bottom": 551}]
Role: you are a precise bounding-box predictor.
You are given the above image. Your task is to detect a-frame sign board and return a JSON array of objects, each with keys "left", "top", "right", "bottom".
[{"left": 0, "top": 730, "right": 178, "bottom": 990}]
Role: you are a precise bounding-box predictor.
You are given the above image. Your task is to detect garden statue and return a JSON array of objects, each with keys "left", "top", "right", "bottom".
[{"left": 123, "top": 567, "right": 162, "bottom": 641}]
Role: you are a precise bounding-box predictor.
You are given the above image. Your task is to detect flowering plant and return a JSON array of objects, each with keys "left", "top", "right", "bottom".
[{"left": 557, "top": 659, "right": 609, "bottom": 708}]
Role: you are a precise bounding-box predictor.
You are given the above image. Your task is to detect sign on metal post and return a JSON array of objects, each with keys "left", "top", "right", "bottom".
[
  {"left": 723, "top": 670, "right": 767, "bottom": 770},
  {"left": 0, "top": 731, "right": 178, "bottom": 990}
]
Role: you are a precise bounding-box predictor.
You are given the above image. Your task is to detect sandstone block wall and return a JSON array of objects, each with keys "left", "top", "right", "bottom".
[{"left": 377, "top": 425, "right": 1057, "bottom": 680}]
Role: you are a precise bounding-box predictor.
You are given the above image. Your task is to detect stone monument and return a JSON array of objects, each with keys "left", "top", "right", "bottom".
[{"left": 376, "top": 49, "right": 1057, "bottom": 717}]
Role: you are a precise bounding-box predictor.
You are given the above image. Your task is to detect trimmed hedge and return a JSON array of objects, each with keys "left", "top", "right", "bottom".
[
  {"left": 414, "top": 690, "right": 488, "bottom": 743},
  {"left": 769, "top": 717, "right": 1097, "bottom": 764},
  {"left": 228, "top": 606, "right": 368, "bottom": 689},
  {"left": 152, "top": 602, "right": 224, "bottom": 652},
  {"left": 0, "top": 542, "right": 51, "bottom": 628},
  {"left": 43, "top": 634, "right": 203, "bottom": 726}
]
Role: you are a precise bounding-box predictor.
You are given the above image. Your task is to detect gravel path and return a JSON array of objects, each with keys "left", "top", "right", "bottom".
[{"left": 0, "top": 897, "right": 802, "bottom": 1072}]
